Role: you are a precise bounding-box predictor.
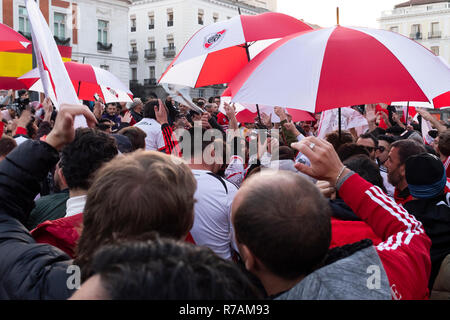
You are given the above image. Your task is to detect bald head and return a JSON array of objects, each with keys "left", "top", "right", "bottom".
[{"left": 232, "top": 170, "right": 332, "bottom": 280}]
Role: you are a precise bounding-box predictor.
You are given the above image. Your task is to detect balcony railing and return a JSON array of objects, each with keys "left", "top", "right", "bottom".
[
  {"left": 163, "top": 46, "right": 176, "bottom": 57},
  {"left": 97, "top": 42, "right": 113, "bottom": 52},
  {"left": 428, "top": 31, "right": 442, "bottom": 39},
  {"left": 129, "top": 80, "right": 139, "bottom": 87},
  {"left": 18, "top": 31, "right": 32, "bottom": 41},
  {"left": 409, "top": 32, "right": 422, "bottom": 40},
  {"left": 129, "top": 51, "right": 138, "bottom": 62},
  {"left": 144, "top": 49, "right": 156, "bottom": 60},
  {"left": 144, "top": 78, "right": 157, "bottom": 86},
  {"left": 54, "top": 36, "right": 71, "bottom": 46}
]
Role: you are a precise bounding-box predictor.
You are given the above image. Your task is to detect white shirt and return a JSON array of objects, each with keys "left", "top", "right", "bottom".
[
  {"left": 190, "top": 169, "right": 238, "bottom": 260},
  {"left": 65, "top": 195, "right": 87, "bottom": 217},
  {"left": 134, "top": 118, "right": 165, "bottom": 151},
  {"left": 379, "top": 165, "right": 395, "bottom": 198}
]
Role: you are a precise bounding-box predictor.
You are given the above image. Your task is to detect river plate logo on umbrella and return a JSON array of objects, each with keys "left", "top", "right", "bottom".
[{"left": 204, "top": 29, "right": 226, "bottom": 50}]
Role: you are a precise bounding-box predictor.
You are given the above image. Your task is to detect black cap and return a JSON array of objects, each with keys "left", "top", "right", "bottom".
[{"left": 405, "top": 153, "right": 444, "bottom": 186}]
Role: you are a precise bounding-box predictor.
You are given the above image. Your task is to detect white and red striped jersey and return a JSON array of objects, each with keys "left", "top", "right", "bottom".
[{"left": 339, "top": 174, "right": 432, "bottom": 300}]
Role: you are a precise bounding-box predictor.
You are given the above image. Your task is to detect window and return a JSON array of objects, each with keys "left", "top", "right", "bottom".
[
  {"left": 131, "top": 68, "right": 137, "bottom": 80},
  {"left": 168, "top": 40, "right": 175, "bottom": 50},
  {"left": 130, "top": 17, "right": 136, "bottom": 32},
  {"left": 213, "top": 13, "right": 219, "bottom": 23},
  {"left": 411, "top": 24, "right": 421, "bottom": 39},
  {"left": 18, "top": 6, "right": 31, "bottom": 35},
  {"left": 100, "top": 65, "right": 109, "bottom": 71},
  {"left": 149, "top": 12, "right": 155, "bottom": 29},
  {"left": 98, "top": 20, "right": 109, "bottom": 45},
  {"left": 430, "top": 22, "right": 440, "bottom": 38},
  {"left": 149, "top": 40, "right": 155, "bottom": 50},
  {"left": 198, "top": 88, "right": 205, "bottom": 97},
  {"left": 149, "top": 66, "right": 155, "bottom": 79},
  {"left": 431, "top": 22, "right": 439, "bottom": 33},
  {"left": 198, "top": 9, "right": 204, "bottom": 25},
  {"left": 431, "top": 46, "right": 440, "bottom": 56},
  {"left": 167, "top": 9, "right": 174, "bottom": 27},
  {"left": 389, "top": 26, "right": 399, "bottom": 33},
  {"left": 54, "top": 13, "right": 66, "bottom": 38},
  {"left": 131, "top": 43, "right": 137, "bottom": 53}
]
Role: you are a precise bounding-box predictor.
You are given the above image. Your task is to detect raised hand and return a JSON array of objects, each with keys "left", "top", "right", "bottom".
[
  {"left": 121, "top": 111, "right": 133, "bottom": 124},
  {"left": 291, "top": 136, "right": 350, "bottom": 186},
  {"left": 274, "top": 107, "right": 287, "bottom": 122},
  {"left": 45, "top": 104, "right": 97, "bottom": 151}
]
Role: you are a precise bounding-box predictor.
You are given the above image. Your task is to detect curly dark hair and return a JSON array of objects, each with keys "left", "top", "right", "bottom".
[
  {"left": 60, "top": 128, "right": 118, "bottom": 190},
  {"left": 89, "top": 236, "right": 263, "bottom": 300}
]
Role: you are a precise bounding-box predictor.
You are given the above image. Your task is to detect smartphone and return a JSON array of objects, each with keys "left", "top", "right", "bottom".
[{"left": 93, "top": 93, "right": 100, "bottom": 101}]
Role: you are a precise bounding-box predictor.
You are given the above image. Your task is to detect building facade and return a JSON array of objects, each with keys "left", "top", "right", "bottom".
[
  {"left": 128, "top": 0, "right": 268, "bottom": 99},
  {"left": 1, "top": 0, "right": 131, "bottom": 89},
  {"left": 378, "top": 0, "right": 450, "bottom": 64}
]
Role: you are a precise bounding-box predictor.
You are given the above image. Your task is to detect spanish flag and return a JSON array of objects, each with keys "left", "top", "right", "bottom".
[{"left": 0, "top": 44, "right": 71, "bottom": 90}]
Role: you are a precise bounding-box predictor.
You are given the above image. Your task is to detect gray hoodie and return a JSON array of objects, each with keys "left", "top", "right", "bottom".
[{"left": 276, "top": 246, "right": 391, "bottom": 300}]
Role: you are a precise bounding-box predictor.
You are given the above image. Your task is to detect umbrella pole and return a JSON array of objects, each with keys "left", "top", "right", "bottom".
[
  {"left": 238, "top": 5, "right": 263, "bottom": 126},
  {"left": 336, "top": 7, "right": 342, "bottom": 141},
  {"left": 77, "top": 57, "right": 86, "bottom": 98},
  {"left": 338, "top": 107, "right": 342, "bottom": 141},
  {"left": 405, "top": 101, "right": 410, "bottom": 127}
]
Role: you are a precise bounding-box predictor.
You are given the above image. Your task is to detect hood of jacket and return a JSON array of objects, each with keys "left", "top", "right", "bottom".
[{"left": 276, "top": 244, "right": 391, "bottom": 300}]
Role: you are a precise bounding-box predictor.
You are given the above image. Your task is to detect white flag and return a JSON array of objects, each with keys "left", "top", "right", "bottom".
[
  {"left": 161, "top": 83, "right": 204, "bottom": 114},
  {"left": 413, "top": 112, "right": 434, "bottom": 145},
  {"left": 26, "top": 0, "right": 86, "bottom": 127},
  {"left": 317, "top": 107, "right": 368, "bottom": 139}
]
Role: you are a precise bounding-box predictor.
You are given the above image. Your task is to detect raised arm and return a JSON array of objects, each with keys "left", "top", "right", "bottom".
[{"left": 292, "top": 136, "right": 431, "bottom": 299}]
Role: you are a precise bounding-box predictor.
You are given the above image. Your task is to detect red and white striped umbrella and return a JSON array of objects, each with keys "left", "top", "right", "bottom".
[
  {"left": 19, "top": 61, "right": 133, "bottom": 103},
  {"left": 0, "top": 22, "right": 31, "bottom": 51},
  {"left": 158, "top": 12, "right": 312, "bottom": 88},
  {"left": 226, "top": 26, "right": 450, "bottom": 112}
]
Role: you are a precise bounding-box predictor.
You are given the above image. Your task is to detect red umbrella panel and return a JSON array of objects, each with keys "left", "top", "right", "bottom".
[
  {"left": 226, "top": 26, "right": 450, "bottom": 112},
  {"left": 19, "top": 61, "right": 133, "bottom": 103},
  {"left": 159, "top": 12, "right": 313, "bottom": 88},
  {"left": 0, "top": 23, "right": 31, "bottom": 52}
]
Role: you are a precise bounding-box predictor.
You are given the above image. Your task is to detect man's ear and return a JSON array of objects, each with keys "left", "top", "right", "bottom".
[
  {"left": 239, "top": 244, "right": 257, "bottom": 273},
  {"left": 400, "top": 163, "right": 406, "bottom": 178},
  {"left": 57, "top": 167, "right": 68, "bottom": 188}
]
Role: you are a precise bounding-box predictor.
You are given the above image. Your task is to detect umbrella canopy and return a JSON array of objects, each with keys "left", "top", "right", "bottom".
[
  {"left": 0, "top": 23, "right": 31, "bottom": 51},
  {"left": 19, "top": 61, "right": 133, "bottom": 103},
  {"left": 226, "top": 26, "right": 450, "bottom": 112},
  {"left": 158, "top": 12, "right": 312, "bottom": 88}
]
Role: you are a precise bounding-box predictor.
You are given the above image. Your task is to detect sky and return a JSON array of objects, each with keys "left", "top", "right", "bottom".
[{"left": 276, "top": 0, "right": 404, "bottom": 28}]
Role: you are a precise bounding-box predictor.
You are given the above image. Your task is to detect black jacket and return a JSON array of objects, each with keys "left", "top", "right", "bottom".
[
  {"left": 0, "top": 140, "right": 75, "bottom": 299},
  {"left": 404, "top": 194, "right": 450, "bottom": 290}
]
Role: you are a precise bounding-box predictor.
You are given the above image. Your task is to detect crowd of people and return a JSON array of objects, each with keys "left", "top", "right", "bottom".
[{"left": 0, "top": 88, "right": 449, "bottom": 300}]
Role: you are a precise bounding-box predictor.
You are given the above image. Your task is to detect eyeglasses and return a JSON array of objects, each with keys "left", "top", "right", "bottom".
[{"left": 377, "top": 146, "right": 386, "bottom": 152}]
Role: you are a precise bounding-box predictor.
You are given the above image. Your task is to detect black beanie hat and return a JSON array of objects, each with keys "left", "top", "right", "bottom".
[{"left": 405, "top": 153, "right": 446, "bottom": 198}]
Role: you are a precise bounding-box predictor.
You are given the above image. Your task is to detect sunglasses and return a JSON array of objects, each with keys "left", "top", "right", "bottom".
[
  {"left": 364, "top": 146, "right": 376, "bottom": 152},
  {"left": 377, "top": 146, "right": 386, "bottom": 152}
]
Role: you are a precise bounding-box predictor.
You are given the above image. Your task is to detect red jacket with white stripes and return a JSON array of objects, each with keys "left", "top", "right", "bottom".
[{"left": 339, "top": 173, "right": 432, "bottom": 300}]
